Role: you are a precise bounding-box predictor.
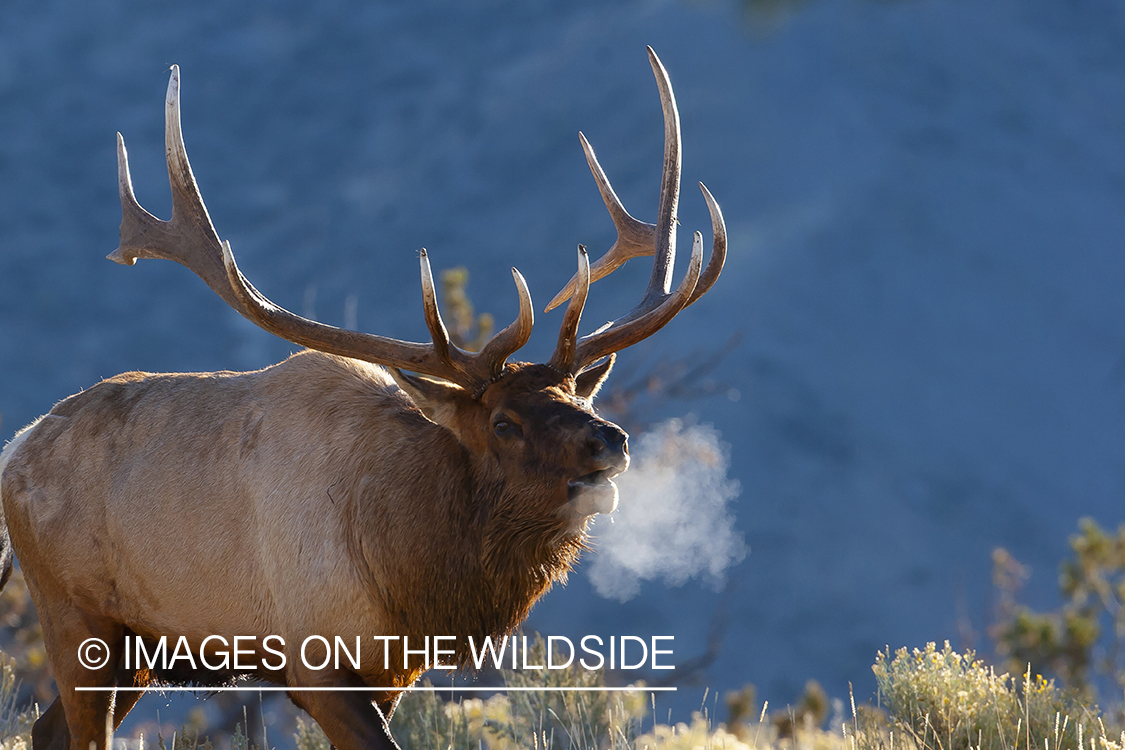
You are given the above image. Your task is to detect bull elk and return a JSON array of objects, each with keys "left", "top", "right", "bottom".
[{"left": 0, "top": 48, "right": 725, "bottom": 750}]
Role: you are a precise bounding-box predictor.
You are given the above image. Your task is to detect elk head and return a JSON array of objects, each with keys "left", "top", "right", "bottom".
[{"left": 110, "top": 47, "right": 726, "bottom": 530}]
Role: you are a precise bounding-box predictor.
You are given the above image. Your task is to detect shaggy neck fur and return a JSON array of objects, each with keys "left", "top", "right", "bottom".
[{"left": 343, "top": 404, "right": 588, "bottom": 674}]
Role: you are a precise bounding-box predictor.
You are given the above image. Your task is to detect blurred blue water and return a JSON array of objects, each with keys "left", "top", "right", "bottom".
[{"left": 3, "top": 0, "right": 1125, "bottom": 738}]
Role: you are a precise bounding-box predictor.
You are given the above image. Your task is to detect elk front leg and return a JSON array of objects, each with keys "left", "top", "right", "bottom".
[
  {"left": 288, "top": 678, "right": 401, "bottom": 750},
  {"left": 377, "top": 693, "right": 403, "bottom": 722}
]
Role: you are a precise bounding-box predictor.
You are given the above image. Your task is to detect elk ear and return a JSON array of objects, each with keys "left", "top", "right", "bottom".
[
  {"left": 574, "top": 354, "right": 615, "bottom": 400},
  {"left": 390, "top": 369, "right": 472, "bottom": 426}
]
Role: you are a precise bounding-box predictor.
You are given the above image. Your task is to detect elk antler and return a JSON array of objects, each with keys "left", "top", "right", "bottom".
[
  {"left": 112, "top": 65, "right": 532, "bottom": 393},
  {"left": 548, "top": 47, "right": 727, "bottom": 375}
]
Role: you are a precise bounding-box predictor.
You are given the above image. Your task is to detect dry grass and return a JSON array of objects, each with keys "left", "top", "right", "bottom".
[{"left": 0, "top": 641, "right": 1121, "bottom": 750}]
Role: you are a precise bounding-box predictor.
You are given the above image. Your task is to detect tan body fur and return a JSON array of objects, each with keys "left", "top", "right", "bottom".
[
  {"left": 2, "top": 350, "right": 589, "bottom": 679},
  {"left": 1, "top": 351, "right": 610, "bottom": 749}
]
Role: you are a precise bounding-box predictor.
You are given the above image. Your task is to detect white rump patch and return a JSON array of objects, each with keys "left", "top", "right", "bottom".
[{"left": 0, "top": 416, "right": 46, "bottom": 483}]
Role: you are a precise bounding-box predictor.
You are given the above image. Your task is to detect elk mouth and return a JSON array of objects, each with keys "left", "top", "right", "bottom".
[{"left": 566, "top": 469, "right": 620, "bottom": 517}]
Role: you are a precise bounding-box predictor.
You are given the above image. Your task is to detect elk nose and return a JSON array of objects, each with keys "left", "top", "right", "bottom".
[{"left": 587, "top": 423, "right": 628, "bottom": 467}]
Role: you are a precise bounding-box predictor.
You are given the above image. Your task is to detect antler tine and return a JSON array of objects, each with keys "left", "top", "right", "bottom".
[
  {"left": 548, "top": 245, "right": 592, "bottom": 372},
  {"left": 686, "top": 182, "right": 726, "bottom": 307},
  {"left": 475, "top": 268, "right": 535, "bottom": 387},
  {"left": 571, "top": 230, "right": 703, "bottom": 373},
  {"left": 645, "top": 45, "right": 682, "bottom": 305},
  {"left": 544, "top": 135, "right": 656, "bottom": 312},
  {"left": 114, "top": 66, "right": 533, "bottom": 394},
  {"left": 421, "top": 250, "right": 535, "bottom": 388},
  {"left": 110, "top": 65, "right": 247, "bottom": 315},
  {"left": 419, "top": 249, "right": 455, "bottom": 365}
]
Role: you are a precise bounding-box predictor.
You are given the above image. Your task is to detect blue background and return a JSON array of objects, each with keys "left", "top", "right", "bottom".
[{"left": 2, "top": 0, "right": 1124, "bottom": 731}]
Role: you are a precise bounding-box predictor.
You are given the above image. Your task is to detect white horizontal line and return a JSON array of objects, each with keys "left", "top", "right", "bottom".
[{"left": 75, "top": 686, "right": 675, "bottom": 693}]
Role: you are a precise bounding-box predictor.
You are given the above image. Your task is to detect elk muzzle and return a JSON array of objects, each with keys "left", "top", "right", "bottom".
[{"left": 567, "top": 422, "right": 629, "bottom": 517}]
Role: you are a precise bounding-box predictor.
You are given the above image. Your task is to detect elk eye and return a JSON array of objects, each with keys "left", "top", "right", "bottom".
[{"left": 494, "top": 420, "right": 511, "bottom": 435}]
